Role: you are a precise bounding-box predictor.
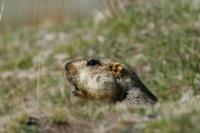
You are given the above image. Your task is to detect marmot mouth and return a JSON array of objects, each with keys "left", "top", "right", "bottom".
[
  {"left": 72, "top": 82, "right": 79, "bottom": 91},
  {"left": 71, "top": 82, "right": 81, "bottom": 96},
  {"left": 66, "top": 77, "right": 79, "bottom": 91}
]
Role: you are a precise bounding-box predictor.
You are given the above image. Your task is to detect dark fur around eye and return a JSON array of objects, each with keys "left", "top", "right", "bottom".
[{"left": 87, "top": 59, "right": 100, "bottom": 66}]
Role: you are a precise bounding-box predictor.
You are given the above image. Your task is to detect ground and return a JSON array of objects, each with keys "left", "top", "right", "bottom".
[{"left": 0, "top": 0, "right": 200, "bottom": 132}]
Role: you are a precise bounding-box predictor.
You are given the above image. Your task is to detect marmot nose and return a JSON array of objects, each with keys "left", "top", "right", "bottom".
[
  {"left": 64, "top": 62, "right": 70, "bottom": 71},
  {"left": 64, "top": 62, "right": 77, "bottom": 75}
]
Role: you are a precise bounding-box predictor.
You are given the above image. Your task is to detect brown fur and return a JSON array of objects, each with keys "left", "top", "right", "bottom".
[{"left": 64, "top": 57, "right": 158, "bottom": 105}]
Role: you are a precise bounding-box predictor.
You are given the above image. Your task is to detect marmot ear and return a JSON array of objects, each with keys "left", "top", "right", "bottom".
[{"left": 111, "top": 63, "right": 124, "bottom": 77}]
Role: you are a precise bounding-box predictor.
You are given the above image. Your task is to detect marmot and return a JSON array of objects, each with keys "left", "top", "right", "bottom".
[{"left": 64, "top": 57, "right": 158, "bottom": 105}]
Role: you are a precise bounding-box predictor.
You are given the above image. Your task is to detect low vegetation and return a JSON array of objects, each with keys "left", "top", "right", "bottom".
[{"left": 0, "top": 0, "right": 199, "bottom": 132}]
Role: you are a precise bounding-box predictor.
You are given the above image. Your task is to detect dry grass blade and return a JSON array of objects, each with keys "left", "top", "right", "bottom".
[
  {"left": 0, "top": 0, "right": 6, "bottom": 21},
  {"left": 36, "top": 56, "right": 41, "bottom": 108}
]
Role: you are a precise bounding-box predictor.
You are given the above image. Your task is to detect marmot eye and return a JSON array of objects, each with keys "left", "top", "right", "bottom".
[{"left": 87, "top": 59, "right": 100, "bottom": 66}]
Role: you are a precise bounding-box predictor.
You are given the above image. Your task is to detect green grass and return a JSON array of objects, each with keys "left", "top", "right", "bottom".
[
  {"left": 143, "top": 110, "right": 200, "bottom": 133},
  {"left": 0, "top": 0, "right": 200, "bottom": 132}
]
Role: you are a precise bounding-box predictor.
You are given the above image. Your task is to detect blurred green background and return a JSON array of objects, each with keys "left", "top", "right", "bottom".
[
  {"left": 0, "top": 0, "right": 105, "bottom": 32},
  {"left": 0, "top": 0, "right": 200, "bottom": 132}
]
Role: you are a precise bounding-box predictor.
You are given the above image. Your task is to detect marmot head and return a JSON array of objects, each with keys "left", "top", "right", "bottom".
[
  {"left": 64, "top": 57, "right": 158, "bottom": 104},
  {"left": 64, "top": 58, "right": 126, "bottom": 101}
]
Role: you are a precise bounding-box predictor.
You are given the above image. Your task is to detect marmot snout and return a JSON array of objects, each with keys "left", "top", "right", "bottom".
[{"left": 64, "top": 57, "right": 158, "bottom": 105}]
